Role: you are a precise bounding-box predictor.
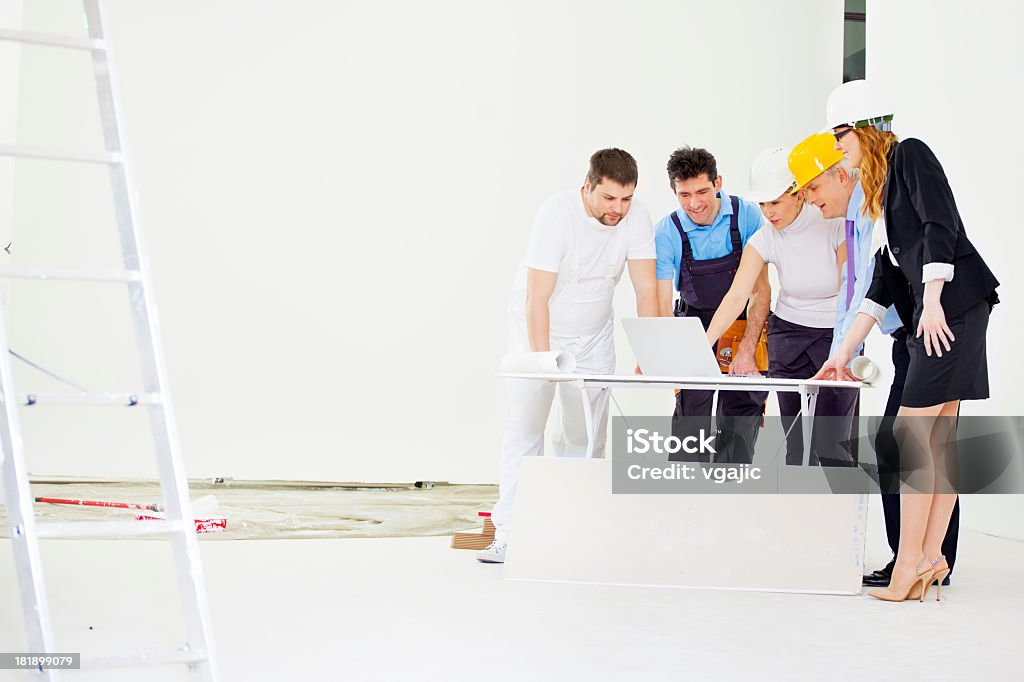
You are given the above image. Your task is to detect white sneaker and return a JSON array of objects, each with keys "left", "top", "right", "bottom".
[{"left": 476, "top": 540, "right": 507, "bottom": 563}]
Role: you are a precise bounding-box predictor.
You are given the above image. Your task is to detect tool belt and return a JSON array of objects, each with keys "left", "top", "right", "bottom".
[
  {"left": 716, "top": 319, "right": 768, "bottom": 374},
  {"left": 675, "top": 299, "right": 768, "bottom": 375}
]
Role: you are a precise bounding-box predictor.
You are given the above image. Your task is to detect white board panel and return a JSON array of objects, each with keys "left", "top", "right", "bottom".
[{"left": 504, "top": 457, "right": 866, "bottom": 594}]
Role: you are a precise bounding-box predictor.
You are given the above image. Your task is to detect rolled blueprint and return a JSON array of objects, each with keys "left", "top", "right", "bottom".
[
  {"left": 500, "top": 351, "right": 577, "bottom": 374},
  {"left": 850, "top": 356, "right": 881, "bottom": 385}
]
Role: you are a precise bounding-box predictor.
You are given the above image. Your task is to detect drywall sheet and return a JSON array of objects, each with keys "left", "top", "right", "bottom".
[{"left": 504, "top": 457, "right": 866, "bottom": 594}]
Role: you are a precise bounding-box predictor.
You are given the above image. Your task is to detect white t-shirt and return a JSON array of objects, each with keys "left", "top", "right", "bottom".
[
  {"left": 746, "top": 203, "right": 844, "bottom": 329},
  {"left": 510, "top": 189, "right": 656, "bottom": 336}
]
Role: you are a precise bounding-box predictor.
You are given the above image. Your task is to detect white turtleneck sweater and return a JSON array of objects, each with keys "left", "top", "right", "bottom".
[{"left": 746, "top": 203, "right": 845, "bottom": 329}]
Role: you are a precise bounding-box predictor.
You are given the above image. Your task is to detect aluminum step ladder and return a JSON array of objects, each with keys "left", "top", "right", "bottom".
[{"left": 0, "top": 2, "right": 219, "bottom": 679}]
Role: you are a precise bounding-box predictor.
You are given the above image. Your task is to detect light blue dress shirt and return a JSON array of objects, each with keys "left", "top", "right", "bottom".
[{"left": 831, "top": 180, "right": 902, "bottom": 356}]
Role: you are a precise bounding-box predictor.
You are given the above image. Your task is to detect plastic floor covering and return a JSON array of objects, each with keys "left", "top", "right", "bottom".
[{"left": 0, "top": 480, "right": 498, "bottom": 540}]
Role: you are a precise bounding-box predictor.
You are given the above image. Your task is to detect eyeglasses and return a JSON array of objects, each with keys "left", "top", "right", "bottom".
[{"left": 833, "top": 127, "right": 854, "bottom": 141}]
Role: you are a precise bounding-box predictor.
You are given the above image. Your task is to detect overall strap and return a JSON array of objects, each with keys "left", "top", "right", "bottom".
[
  {"left": 670, "top": 211, "right": 694, "bottom": 262},
  {"left": 728, "top": 195, "right": 742, "bottom": 254},
  {"left": 670, "top": 211, "right": 699, "bottom": 308},
  {"left": 670, "top": 211, "right": 694, "bottom": 294}
]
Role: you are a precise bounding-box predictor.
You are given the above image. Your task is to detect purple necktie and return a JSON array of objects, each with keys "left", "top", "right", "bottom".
[{"left": 844, "top": 220, "right": 856, "bottom": 310}]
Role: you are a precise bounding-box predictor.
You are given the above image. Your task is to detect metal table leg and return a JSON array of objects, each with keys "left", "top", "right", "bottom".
[
  {"left": 799, "top": 385, "right": 820, "bottom": 467},
  {"left": 580, "top": 384, "right": 609, "bottom": 459}
]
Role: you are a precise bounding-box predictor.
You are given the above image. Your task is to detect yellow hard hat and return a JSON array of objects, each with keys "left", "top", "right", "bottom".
[{"left": 788, "top": 132, "right": 844, "bottom": 192}]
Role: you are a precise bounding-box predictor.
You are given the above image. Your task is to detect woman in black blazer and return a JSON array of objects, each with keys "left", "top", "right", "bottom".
[{"left": 814, "top": 81, "right": 998, "bottom": 603}]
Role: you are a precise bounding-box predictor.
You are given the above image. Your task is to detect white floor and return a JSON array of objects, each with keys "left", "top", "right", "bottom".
[{"left": 1, "top": 501, "right": 1021, "bottom": 682}]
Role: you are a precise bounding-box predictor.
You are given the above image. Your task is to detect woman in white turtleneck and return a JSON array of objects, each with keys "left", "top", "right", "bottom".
[{"left": 705, "top": 147, "right": 851, "bottom": 466}]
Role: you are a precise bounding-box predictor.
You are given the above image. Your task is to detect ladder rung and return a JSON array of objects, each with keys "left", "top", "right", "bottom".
[
  {"left": 16, "top": 392, "right": 162, "bottom": 407},
  {"left": 35, "top": 519, "right": 190, "bottom": 539},
  {"left": 0, "top": 27, "right": 106, "bottom": 52},
  {"left": 82, "top": 647, "right": 208, "bottom": 670},
  {"left": 0, "top": 266, "right": 143, "bottom": 283},
  {"left": 0, "top": 144, "right": 122, "bottom": 165}
]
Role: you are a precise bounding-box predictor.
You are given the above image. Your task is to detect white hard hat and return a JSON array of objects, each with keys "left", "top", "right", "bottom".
[
  {"left": 826, "top": 79, "right": 894, "bottom": 131},
  {"left": 746, "top": 147, "right": 795, "bottom": 203}
]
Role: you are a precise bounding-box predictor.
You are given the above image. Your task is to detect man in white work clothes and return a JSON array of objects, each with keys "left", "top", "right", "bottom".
[{"left": 480, "top": 149, "right": 658, "bottom": 563}]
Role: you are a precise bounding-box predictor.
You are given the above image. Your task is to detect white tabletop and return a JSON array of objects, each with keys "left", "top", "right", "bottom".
[{"left": 498, "top": 372, "right": 861, "bottom": 390}]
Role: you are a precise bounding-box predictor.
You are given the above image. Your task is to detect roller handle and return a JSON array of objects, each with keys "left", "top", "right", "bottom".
[{"left": 35, "top": 496, "right": 164, "bottom": 512}]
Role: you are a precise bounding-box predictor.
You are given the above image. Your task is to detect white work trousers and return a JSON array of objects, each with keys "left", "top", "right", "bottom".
[{"left": 491, "top": 311, "right": 616, "bottom": 542}]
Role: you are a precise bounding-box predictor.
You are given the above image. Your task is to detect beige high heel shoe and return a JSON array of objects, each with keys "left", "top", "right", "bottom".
[
  {"left": 868, "top": 557, "right": 934, "bottom": 603},
  {"left": 922, "top": 555, "right": 951, "bottom": 601}
]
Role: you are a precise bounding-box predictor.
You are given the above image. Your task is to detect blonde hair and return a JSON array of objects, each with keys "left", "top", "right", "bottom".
[{"left": 854, "top": 127, "right": 898, "bottom": 221}]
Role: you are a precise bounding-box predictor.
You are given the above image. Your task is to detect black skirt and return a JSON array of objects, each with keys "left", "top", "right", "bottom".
[{"left": 902, "top": 299, "right": 990, "bottom": 408}]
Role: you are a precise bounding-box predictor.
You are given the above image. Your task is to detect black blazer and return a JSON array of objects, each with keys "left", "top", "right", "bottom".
[{"left": 865, "top": 138, "right": 998, "bottom": 328}]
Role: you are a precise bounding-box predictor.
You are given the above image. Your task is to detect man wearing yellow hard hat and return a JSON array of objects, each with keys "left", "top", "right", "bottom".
[{"left": 786, "top": 132, "right": 903, "bottom": 460}]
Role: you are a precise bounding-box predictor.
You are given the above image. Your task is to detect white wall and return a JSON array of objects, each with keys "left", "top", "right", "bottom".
[
  {"left": 0, "top": 1, "right": 22, "bottom": 508},
  {"left": 0, "top": 0, "right": 21, "bottom": 289},
  {"left": 868, "top": 0, "right": 1024, "bottom": 539},
  {"left": 8, "top": 0, "right": 842, "bottom": 483}
]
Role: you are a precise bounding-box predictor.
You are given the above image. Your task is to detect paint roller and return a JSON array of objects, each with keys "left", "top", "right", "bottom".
[
  {"left": 850, "top": 356, "right": 889, "bottom": 387},
  {"left": 36, "top": 494, "right": 228, "bottom": 533}
]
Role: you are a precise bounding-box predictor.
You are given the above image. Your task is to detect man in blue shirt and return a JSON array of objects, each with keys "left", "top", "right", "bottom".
[
  {"left": 795, "top": 136, "right": 900, "bottom": 357},
  {"left": 654, "top": 147, "right": 770, "bottom": 463}
]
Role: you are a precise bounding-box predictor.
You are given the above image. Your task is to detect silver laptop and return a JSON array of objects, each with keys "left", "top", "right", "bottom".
[{"left": 622, "top": 317, "right": 721, "bottom": 378}]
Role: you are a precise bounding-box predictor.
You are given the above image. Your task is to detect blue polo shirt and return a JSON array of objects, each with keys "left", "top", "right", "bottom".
[
  {"left": 654, "top": 191, "right": 766, "bottom": 290},
  {"left": 831, "top": 181, "right": 902, "bottom": 356}
]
